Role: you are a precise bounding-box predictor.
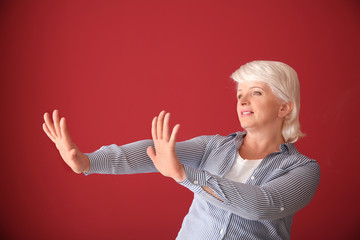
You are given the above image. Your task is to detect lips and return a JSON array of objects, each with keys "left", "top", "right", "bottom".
[{"left": 241, "top": 110, "right": 254, "bottom": 116}]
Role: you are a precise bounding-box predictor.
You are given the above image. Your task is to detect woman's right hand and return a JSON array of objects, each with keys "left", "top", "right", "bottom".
[{"left": 42, "top": 110, "right": 90, "bottom": 173}]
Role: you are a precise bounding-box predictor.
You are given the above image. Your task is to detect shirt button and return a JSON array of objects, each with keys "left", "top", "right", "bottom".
[
  {"left": 194, "top": 180, "right": 198, "bottom": 185},
  {"left": 220, "top": 229, "right": 224, "bottom": 234},
  {"left": 250, "top": 176, "right": 255, "bottom": 180},
  {"left": 280, "top": 207, "right": 284, "bottom": 211}
]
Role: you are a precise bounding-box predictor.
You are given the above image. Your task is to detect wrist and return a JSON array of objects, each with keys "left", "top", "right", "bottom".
[
  {"left": 173, "top": 165, "right": 186, "bottom": 182},
  {"left": 84, "top": 156, "right": 90, "bottom": 173},
  {"left": 80, "top": 154, "right": 90, "bottom": 173}
]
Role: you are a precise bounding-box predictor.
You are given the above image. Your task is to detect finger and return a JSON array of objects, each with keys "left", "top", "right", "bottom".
[
  {"left": 146, "top": 146, "right": 156, "bottom": 161},
  {"left": 43, "top": 123, "right": 56, "bottom": 143},
  {"left": 60, "top": 117, "right": 73, "bottom": 148},
  {"left": 169, "top": 124, "right": 180, "bottom": 147},
  {"left": 53, "top": 109, "right": 62, "bottom": 139},
  {"left": 157, "top": 110, "right": 166, "bottom": 139},
  {"left": 44, "top": 112, "right": 57, "bottom": 138},
  {"left": 151, "top": 116, "right": 158, "bottom": 140},
  {"left": 163, "top": 112, "right": 171, "bottom": 141}
]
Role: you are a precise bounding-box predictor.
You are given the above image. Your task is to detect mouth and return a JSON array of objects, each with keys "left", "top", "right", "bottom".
[{"left": 241, "top": 111, "right": 254, "bottom": 116}]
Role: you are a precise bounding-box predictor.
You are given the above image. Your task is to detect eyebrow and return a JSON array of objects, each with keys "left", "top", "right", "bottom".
[{"left": 237, "top": 86, "right": 265, "bottom": 92}]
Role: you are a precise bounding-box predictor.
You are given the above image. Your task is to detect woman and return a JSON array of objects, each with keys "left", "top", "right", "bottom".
[{"left": 43, "top": 60, "right": 320, "bottom": 239}]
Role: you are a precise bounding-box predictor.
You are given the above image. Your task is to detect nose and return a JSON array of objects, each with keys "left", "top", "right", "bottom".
[{"left": 240, "top": 94, "right": 249, "bottom": 106}]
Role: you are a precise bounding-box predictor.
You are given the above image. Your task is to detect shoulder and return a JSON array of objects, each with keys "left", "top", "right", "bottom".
[
  {"left": 206, "top": 131, "right": 242, "bottom": 147},
  {"left": 182, "top": 132, "right": 241, "bottom": 151},
  {"left": 262, "top": 144, "right": 320, "bottom": 184},
  {"left": 280, "top": 143, "right": 320, "bottom": 172}
]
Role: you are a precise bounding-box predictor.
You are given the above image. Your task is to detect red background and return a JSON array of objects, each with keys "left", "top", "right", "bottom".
[{"left": 1, "top": 0, "right": 359, "bottom": 239}]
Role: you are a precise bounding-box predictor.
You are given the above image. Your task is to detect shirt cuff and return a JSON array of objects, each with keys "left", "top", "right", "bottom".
[
  {"left": 178, "top": 165, "right": 230, "bottom": 204},
  {"left": 178, "top": 165, "right": 212, "bottom": 193},
  {"left": 83, "top": 149, "right": 112, "bottom": 175}
]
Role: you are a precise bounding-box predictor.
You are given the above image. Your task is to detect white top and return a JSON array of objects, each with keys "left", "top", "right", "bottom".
[{"left": 224, "top": 151, "right": 263, "bottom": 183}]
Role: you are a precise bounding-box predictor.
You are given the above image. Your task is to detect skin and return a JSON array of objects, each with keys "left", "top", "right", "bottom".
[
  {"left": 146, "top": 111, "right": 185, "bottom": 182},
  {"left": 42, "top": 82, "right": 292, "bottom": 200},
  {"left": 236, "top": 82, "right": 292, "bottom": 159},
  {"left": 43, "top": 110, "right": 90, "bottom": 173}
]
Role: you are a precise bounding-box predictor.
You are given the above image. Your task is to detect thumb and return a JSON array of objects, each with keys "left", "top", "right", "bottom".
[
  {"left": 146, "top": 146, "right": 156, "bottom": 161},
  {"left": 69, "top": 148, "right": 77, "bottom": 160}
]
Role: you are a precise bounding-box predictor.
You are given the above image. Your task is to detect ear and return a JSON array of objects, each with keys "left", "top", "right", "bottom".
[{"left": 278, "top": 102, "right": 293, "bottom": 118}]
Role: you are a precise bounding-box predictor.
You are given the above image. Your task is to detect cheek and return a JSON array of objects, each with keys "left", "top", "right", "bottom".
[
  {"left": 236, "top": 101, "right": 241, "bottom": 113},
  {"left": 257, "top": 103, "right": 279, "bottom": 120},
  {"left": 267, "top": 105, "right": 282, "bottom": 118}
]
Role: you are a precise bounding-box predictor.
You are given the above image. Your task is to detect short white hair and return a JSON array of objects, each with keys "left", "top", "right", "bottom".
[{"left": 230, "top": 60, "right": 305, "bottom": 143}]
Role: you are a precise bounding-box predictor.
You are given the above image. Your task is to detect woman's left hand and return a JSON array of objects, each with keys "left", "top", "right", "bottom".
[{"left": 146, "top": 111, "right": 186, "bottom": 182}]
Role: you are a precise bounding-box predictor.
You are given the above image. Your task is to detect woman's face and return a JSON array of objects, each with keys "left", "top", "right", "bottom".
[{"left": 237, "top": 81, "right": 288, "bottom": 132}]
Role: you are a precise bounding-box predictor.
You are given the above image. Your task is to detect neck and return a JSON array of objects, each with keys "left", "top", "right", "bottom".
[{"left": 240, "top": 128, "right": 285, "bottom": 159}]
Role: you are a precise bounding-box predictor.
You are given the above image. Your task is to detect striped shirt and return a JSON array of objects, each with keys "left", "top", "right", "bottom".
[{"left": 85, "top": 132, "right": 320, "bottom": 239}]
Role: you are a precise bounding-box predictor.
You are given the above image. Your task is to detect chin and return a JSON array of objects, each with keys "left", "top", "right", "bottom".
[
  {"left": 239, "top": 123, "right": 249, "bottom": 129},
  {"left": 240, "top": 121, "right": 258, "bottom": 130},
  {"left": 239, "top": 119, "right": 251, "bottom": 128}
]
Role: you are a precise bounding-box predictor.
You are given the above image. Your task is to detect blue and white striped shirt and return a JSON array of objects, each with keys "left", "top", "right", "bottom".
[{"left": 85, "top": 132, "right": 320, "bottom": 239}]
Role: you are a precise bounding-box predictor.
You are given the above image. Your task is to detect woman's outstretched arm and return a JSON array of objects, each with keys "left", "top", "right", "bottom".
[
  {"left": 42, "top": 110, "right": 90, "bottom": 173},
  {"left": 43, "top": 109, "right": 214, "bottom": 176}
]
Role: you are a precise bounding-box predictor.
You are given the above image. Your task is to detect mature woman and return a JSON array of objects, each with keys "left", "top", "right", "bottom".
[{"left": 43, "top": 60, "right": 320, "bottom": 239}]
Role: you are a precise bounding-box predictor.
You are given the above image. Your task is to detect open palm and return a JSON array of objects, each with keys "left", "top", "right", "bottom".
[
  {"left": 146, "top": 111, "right": 185, "bottom": 182},
  {"left": 43, "top": 110, "right": 89, "bottom": 173}
]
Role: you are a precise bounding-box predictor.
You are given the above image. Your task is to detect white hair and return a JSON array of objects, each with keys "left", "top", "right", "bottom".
[{"left": 230, "top": 60, "right": 305, "bottom": 143}]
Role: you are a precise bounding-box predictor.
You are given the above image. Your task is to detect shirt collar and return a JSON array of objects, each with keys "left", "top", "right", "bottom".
[{"left": 280, "top": 142, "right": 297, "bottom": 154}]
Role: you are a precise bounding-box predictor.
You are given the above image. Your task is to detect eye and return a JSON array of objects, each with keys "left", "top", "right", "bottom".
[
  {"left": 237, "top": 94, "right": 242, "bottom": 99},
  {"left": 253, "top": 91, "right": 262, "bottom": 96}
]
